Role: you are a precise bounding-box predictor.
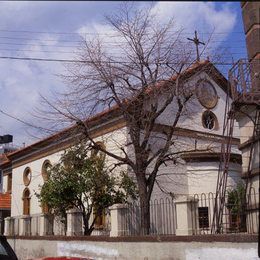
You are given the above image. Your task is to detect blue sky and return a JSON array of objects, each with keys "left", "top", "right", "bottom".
[{"left": 0, "top": 1, "right": 247, "bottom": 147}]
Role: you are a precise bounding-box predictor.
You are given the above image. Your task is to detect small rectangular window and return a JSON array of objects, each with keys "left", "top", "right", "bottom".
[{"left": 198, "top": 207, "right": 209, "bottom": 228}]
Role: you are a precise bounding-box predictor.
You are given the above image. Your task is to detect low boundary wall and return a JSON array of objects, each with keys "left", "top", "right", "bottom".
[{"left": 7, "top": 235, "right": 259, "bottom": 260}]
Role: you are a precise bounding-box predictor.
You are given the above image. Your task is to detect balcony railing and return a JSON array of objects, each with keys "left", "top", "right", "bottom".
[{"left": 229, "top": 59, "right": 260, "bottom": 105}]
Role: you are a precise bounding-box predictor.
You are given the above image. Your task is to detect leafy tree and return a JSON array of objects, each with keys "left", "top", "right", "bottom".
[
  {"left": 226, "top": 182, "right": 246, "bottom": 232},
  {"left": 37, "top": 142, "right": 137, "bottom": 235}
]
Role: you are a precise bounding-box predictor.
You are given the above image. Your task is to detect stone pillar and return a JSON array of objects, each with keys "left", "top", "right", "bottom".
[
  {"left": 20, "top": 215, "right": 31, "bottom": 236},
  {"left": 53, "top": 216, "right": 66, "bottom": 236},
  {"left": 175, "top": 196, "right": 198, "bottom": 236},
  {"left": 4, "top": 217, "right": 11, "bottom": 236},
  {"left": 39, "top": 214, "right": 54, "bottom": 236},
  {"left": 66, "top": 208, "right": 83, "bottom": 236},
  {"left": 14, "top": 217, "right": 19, "bottom": 236},
  {"left": 109, "top": 204, "right": 128, "bottom": 237}
]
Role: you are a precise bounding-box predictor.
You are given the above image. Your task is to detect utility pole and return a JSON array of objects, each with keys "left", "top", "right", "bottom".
[{"left": 187, "top": 30, "right": 205, "bottom": 62}]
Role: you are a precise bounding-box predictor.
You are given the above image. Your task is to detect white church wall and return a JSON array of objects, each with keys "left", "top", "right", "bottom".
[
  {"left": 11, "top": 152, "right": 62, "bottom": 217},
  {"left": 187, "top": 162, "right": 242, "bottom": 196},
  {"left": 10, "top": 126, "right": 129, "bottom": 217},
  {"left": 95, "top": 127, "right": 128, "bottom": 175},
  {"left": 154, "top": 71, "right": 240, "bottom": 138},
  {"left": 151, "top": 162, "right": 189, "bottom": 199}
]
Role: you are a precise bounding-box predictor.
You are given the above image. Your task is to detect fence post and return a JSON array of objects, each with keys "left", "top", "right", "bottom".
[
  {"left": 175, "top": 196, "right": 198, "bottom": 235},
  {"left": 53, "top": 216, "right": 66, "bottom": 236},
  {"left": 109, "top": 204, "right": 128, "bottom": 237},
  {"left": 66, "top": 208, "right": 83, "bottom": 236},
  {"left": 4, "top": 217, "right": 11, "bottom": 236},
  {"left": 20, "top": 215, "right": 31, "bottom": 236},
  {"left": 39, "top": 213, "right": 54, "bottom": 236}
]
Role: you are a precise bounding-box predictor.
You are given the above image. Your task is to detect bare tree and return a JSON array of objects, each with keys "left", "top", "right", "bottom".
[{"left": 36, "top": 4, "right": 213, "bottom": 234}]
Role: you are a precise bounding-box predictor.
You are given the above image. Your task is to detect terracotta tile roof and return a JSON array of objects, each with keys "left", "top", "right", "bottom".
[
  {"left": 0, "top": 153, "right": 11, "bottom": 167},
  {"left": 0, "top": 193, "right": 11, "bottom": 209},
  {"left": 0, "top": 153, "right": 9, "bottom": 163}
]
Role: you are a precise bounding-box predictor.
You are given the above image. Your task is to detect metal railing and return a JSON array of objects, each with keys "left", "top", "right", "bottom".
[
  {"left": 229, "top": 59, "right": 260, "bottom": 104},
  {"left": 192, "top": 187, "right": 258, "bottom": 234},
  {"left": 119, "top": 190, "right": 258, "bottom": 236},
  {"left": 120, "top": 197, "right": 176, "bottom": 236},
  {"left": 5, "top": 189, "right": 258, "bottom": 237}
]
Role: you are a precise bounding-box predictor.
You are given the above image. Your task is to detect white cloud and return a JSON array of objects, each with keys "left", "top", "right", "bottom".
[{"left": 150, "top": 2, "right": 236, "bottom": 34}]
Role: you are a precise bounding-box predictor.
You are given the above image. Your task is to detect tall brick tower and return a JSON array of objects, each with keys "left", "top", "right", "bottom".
[
  {"left": 241, "top": 2, "right": 260, "bottom": 90},
  {"left": 234, "top": 1, "right": 260, "bottom": 234},
  {"left": 213, "top": 2, "right": 260, "bottom": 234}
]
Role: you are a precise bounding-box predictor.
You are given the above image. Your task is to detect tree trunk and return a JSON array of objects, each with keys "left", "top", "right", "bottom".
[
  {"left": 82, "top": 210, "right": 93, "bottom": 236},
  {"left": 138, "top": 178, "right": 151, "bottom": 235}
]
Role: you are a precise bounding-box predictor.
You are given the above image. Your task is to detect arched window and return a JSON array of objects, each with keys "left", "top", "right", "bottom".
[
  {"left": 23, "top": 167, "right": 32, "bottom": 186},
  {"left": 41, "top": 160, "right": 52, "bottom": 182},
  {"left": 23, "top": 188, "right": 31, "bottom": 215}
]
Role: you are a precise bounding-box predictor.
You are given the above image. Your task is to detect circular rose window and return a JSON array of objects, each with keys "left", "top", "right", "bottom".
[
  {"left": 23, "top": 167, "right": 32, "bottom": 186},
  {"left": 202, "top": 110, "right": 218, "bottom": 130},
  {"left": 196, "top": 79, "right": 218, "bottom": 109}
]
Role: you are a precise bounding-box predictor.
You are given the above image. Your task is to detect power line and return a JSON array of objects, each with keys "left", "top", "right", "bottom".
[
  {"left": 0, "top": 48, "right": 80, "bottom": 54},
  {"left": 0, "top": 55, "right": 81, "bottom": 63},
  {"left": 0, "top": 29, "right": 246, "bottom": 35},
  {"left": 0, "top": 48, "right": 247, "bottom": 57},
  {"left": 0, "top": 41, "right": 247, "bottom": 50},
  {"left": 0, "top": 35, "right": 247, "bottom": 44},
  {"left": 0, "top": 42, "right": 81, "bottom": 48},
  {"left": 0, "top": 55, "right": 237, "bottom": 65},
  {"left": 0, "top": 109, "right": 55, "bottom": 134},
  {"left": 0, "top": 36, "right": 82, "bottom": 43}
]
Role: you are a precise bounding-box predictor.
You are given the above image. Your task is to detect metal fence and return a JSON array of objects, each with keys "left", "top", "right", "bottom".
[
  {"left": 120, "top": 188, "right": 258, "bottom": 236},
  {"left": 5, "top": 189, "right": 258, "bottom": 237},
  {"left": 119, "top": 197, "right": 176, "bottom": 236},
  {"left": 191, "top": 187, "right": 258, "bottom": 235}
]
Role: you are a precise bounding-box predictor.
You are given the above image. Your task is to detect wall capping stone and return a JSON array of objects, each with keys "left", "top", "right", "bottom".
[{"left": 6, "top": 234, "right": 258, "bottom": 243}]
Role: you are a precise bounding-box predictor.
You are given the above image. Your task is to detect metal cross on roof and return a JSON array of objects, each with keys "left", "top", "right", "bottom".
[{"left": 187, "top": 30, "right": 205, "bottom": 62}]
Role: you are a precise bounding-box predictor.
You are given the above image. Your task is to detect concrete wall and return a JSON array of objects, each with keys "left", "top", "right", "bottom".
[{"left": 7, "top": 236, "right": 258, "bottom": 260}]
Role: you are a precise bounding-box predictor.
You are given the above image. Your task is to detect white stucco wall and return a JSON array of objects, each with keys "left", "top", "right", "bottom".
[
  {"left": 11, "top": 152, "right": 62, "bottom": 217},
  {"left": 11, "top": 127, "right": 128, "bottom": 217},
  {"left": 7, "top": 237, "right": 259, "bottom": 260},
  {"left": 187, "top": 161, "right": 242, "bottom": 196}
]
